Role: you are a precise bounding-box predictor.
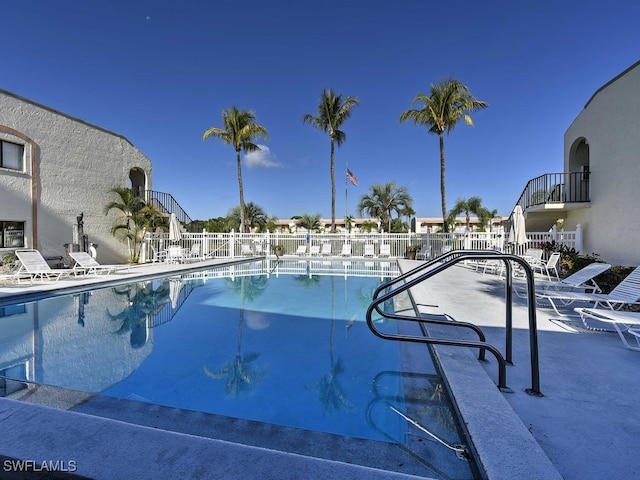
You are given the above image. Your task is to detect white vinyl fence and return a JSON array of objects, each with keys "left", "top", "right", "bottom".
[{"left": 142, "top": 224, "right": 582, "bottom": 263}]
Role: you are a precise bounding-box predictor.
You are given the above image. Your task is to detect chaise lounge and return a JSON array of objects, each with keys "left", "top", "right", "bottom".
[{"left": 15, "top": 249, "right": 74, "bottom": 282}]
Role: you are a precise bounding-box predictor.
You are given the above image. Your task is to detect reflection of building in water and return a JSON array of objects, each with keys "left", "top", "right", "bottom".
[
  {"left": 0, "top": 278, "right": 201, "bottom": 394},
  {"left": 0, "top": 287, "right": 153, "bottom": 393}
]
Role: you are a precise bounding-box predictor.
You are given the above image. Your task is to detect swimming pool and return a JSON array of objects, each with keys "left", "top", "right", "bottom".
[{"left": 0, "top": 259, "right": 477, "bottom": 479}]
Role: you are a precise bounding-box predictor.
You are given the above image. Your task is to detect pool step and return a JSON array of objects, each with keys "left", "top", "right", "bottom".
[{"left": 0, "top": 397, "right": 440, "bottom": 480}]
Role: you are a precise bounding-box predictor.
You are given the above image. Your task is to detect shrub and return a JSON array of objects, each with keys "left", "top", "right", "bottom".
[{"left": 537, "top": 240, "right": 600, "bottom": 277}]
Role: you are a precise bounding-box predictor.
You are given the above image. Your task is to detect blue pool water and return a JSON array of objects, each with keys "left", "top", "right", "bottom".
[{"left": 0, "top": 260, "right": 413, "bottom": 443}]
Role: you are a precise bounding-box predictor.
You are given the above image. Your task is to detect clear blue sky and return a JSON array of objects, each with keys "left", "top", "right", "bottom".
[{"left": 3, "top": 1, "right": 639, "bottom": 221}]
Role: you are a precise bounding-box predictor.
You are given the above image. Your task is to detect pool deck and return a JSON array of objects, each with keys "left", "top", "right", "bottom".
[{"left": 0, "top": 257, "right": 638, "bottom": 479}]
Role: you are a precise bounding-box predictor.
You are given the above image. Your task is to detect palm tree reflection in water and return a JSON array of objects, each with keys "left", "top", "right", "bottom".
[
  {"left": 307, "top": 275, "right": 353, "bottom": 414},
  {"left": 204, "top": 275, "right": 268, "bottom": 397},
  {"left": 108, "top": 281, "right": 171, "bottom": 348}
]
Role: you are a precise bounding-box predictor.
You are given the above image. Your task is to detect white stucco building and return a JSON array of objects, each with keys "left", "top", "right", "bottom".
[
  {"left": 0, "top": 89, "right": 153, "bottom": 264},
  {"left": 520, "top": 60, "right": 640, "bottom": 266}
]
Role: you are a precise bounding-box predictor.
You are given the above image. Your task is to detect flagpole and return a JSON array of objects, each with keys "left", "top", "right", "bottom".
[{"left": 345, "top": 163, "right": 349, "bottom": 230}]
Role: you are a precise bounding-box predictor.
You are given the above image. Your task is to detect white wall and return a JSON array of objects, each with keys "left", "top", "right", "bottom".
[
  {"left": 0, "top": 90, "right": 153, "bottom": 263},
  {"left": 563, "top": 62, "right": 640, "bottom": 266}
]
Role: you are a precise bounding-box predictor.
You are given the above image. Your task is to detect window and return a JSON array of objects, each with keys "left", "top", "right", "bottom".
[
  {"left": 1, "top": 221, "right": 25, "bottom": 248},
  {"left": 0, "top": 140, "right": 24, "bottom": 171}
]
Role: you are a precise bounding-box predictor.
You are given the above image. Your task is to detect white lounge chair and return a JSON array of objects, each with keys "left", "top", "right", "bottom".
[
  {"left": 363, "top": 244, "right": 375, "bottom": 257},
  {"left": 186, "top": 243, "right": 202, "bottom": 260},
  {"left": 15, "top": 249, "right": 74, "bottom": 282},
  {"left": 574, "top": 308, "right": 640, "bottom": 351},
  {"left": 240, "top": 244, "right": 254, "bottom": 256},
  {"left": 69, "top": 251, "right": 130, "bottom": 275},
  {"left": 295, "top": 245, "right": 307, "bottom": 256},
  {"left": 533, "top": 252, "right": 561, "bottom": 281},
  {"left": 416, "top": 245, "right": 430, "bottom": 260},
  {"left": 320, "top": 243, "right": 332, "bottom": 256},
  {"left": 340, "top": 244, "right": 352, "bottom": 257},
  {"left": 535, "top": 266, "right": 640, "bottom": 315},
  {"left": 379, "top": 244, "right": 391, "bottom": 258},
  {"left": 309, "top": 245, "right": 320, "bottom": 256},
  {"left": 514, "top": 262, "right": 611, "bottom": 296}
]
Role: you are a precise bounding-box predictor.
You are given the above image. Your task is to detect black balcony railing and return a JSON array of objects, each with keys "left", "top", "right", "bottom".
[
  {"left": 514, "top": 172, "right": 590, "bottom": 212},
  {"left": 140, "top": 190, "right": 194, "bottom": 230}
]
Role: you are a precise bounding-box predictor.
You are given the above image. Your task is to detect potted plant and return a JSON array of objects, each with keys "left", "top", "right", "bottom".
[
  {"left": 273, "top": 244, "right": 284, "bottom": 257},
  {"left": 405, "top": 245, "right": 419, "bottom": 260}
]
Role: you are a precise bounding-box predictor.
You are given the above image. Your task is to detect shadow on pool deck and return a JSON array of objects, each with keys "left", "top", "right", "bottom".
[{"left": 397, "top": 259, "right": 640, "bottom": 480}]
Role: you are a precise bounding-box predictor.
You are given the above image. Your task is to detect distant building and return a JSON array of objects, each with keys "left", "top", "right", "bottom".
[
  {"left": 275, "top": 216, "right": 505, "bottom": 234},
  {"left": 0, "top": 89, "right": 152, "bottom": 264}
]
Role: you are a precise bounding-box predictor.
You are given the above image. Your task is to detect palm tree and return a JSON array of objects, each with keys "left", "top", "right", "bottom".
[
  {"left": 295, "top": 214, "right": 322, "bottom": 232},
  {"left": 357, "top": 182, "right": 413, "bottom": 233},
  {"left": 203, "top": 107, "right": 269, "bottom": 233},
  {"left": 303, "top": 89, "right": 359, "bottom": 232},
  {"left": 478, "top": 208, "right": 499, "bottom": 232},
  {"left": 228, "top": 202, "right": 268, "bottom": 232},
  {"left": 104, "top": 187, "right": 147, "bottom": 262},
  {"left": 448, "top": 196, "right": 484, "bottom": 232},
  {"left": 400, "top": 79, "right": 488, "bottom": 232}
]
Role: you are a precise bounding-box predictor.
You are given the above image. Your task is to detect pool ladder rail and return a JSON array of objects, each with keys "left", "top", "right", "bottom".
[{"left": 365, "top": 250, "right": 543, "bottom": 396}]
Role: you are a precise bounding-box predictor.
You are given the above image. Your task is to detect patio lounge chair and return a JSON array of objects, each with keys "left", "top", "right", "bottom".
[
  {"left": 574, "top": 308, "right": 640, "bottom": 351},
  {"left": 340, "top": 244, "right": 352, "bottom": 257},
  {"left": 533, "top": 252, "right": 561, "bottom": 281},
  {"left": 309, "top": 245, "right": 320, "bottom": 256},
  {"left": 69, "top": 251, "right": 130, "bottom": 275},
  {"left": 15, "top": 249, "right": 74, "bottom": 282},
  {"left": 416, "top": 245, "right": 429, "bottom": 260},
  {"left": 363, "top": 244, "right": 375, "bottom": 257},
  {"left": 241, "top": 244, "right": 254, "bottom": 256},
  {"left": 320, "top": 243, "right": 332, "bottom": 256},
  {"left": 514, "top": 262, "right": 611, "bottom": 296},
  {"left": 535, "top": 265, "right": 640, "bottom": 315},
  {"left": 379, "top": 244, "right": 391, "bottom": 257},
  {"left": 186, "top": 243, "right": 202, "bottom": 260},
  {"left": 295, "top": 245, "right": 307, "bottom": 256}
]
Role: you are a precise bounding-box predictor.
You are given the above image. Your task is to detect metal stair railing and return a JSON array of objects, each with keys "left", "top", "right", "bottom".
[{"left": 366, "top": 250, "right": 542, "bottom": 396}]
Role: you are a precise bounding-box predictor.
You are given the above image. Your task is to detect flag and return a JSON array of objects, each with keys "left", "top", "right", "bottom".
[{"left": 346, "top": 168, "right": 358, "bottom": 186}]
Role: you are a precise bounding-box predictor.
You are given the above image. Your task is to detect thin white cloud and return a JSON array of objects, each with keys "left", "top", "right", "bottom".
[{"left": 244, "top": 145, "right": 282, "bottom": 168}]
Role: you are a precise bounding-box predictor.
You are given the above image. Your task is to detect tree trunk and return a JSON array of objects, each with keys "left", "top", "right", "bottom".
[
  {"left": 236, "top": 149, "right": 246, "bottom": 233},
  {"left": 330, "top": 139, "right": 336, "bottom": 232},
  {"left": 439, "top": 133, "right": 448, "bottom": 233}
]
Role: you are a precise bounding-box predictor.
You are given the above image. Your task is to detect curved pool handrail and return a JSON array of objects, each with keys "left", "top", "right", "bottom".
[{"left": 366, "top": 250, "right": 542, "bottom": 396}]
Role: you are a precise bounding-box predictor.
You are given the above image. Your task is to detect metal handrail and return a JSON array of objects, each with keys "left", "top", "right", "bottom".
[{"left": 366, "top": 250, "right": 542, "bottom": 396}]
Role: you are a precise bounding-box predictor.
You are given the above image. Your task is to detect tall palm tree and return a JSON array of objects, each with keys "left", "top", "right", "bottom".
[
  {"left": 448, "top": 196, "right": 484, "bottom": 232},
  {"left": 203, "top": 107, "right": 269, "bottom": 233},
  {"left": 356, "top": 182, "right": 413, "bottom": 233},
  {"left": 400, "top": 79, "right": 488, "bottom": 232},
  {"left": 303, "top": 89, "right": 359, "bottom": 232}
]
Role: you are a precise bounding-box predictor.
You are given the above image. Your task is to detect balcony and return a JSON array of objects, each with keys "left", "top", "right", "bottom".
[{"left": 514, "top": 172, "right": 590, "bottom": 231}]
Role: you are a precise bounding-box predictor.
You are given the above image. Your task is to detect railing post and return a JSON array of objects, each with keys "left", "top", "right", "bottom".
[
  {"left": 230, "top": 229, "right": 236, "bottom": 258},
  {"left": 575, "top": 223, "right": 583, "bottom": 253}
]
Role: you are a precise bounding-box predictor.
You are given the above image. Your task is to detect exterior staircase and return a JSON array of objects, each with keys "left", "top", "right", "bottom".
[{"left": 141, "top": 189, "right": 197, "bottom": 232}]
